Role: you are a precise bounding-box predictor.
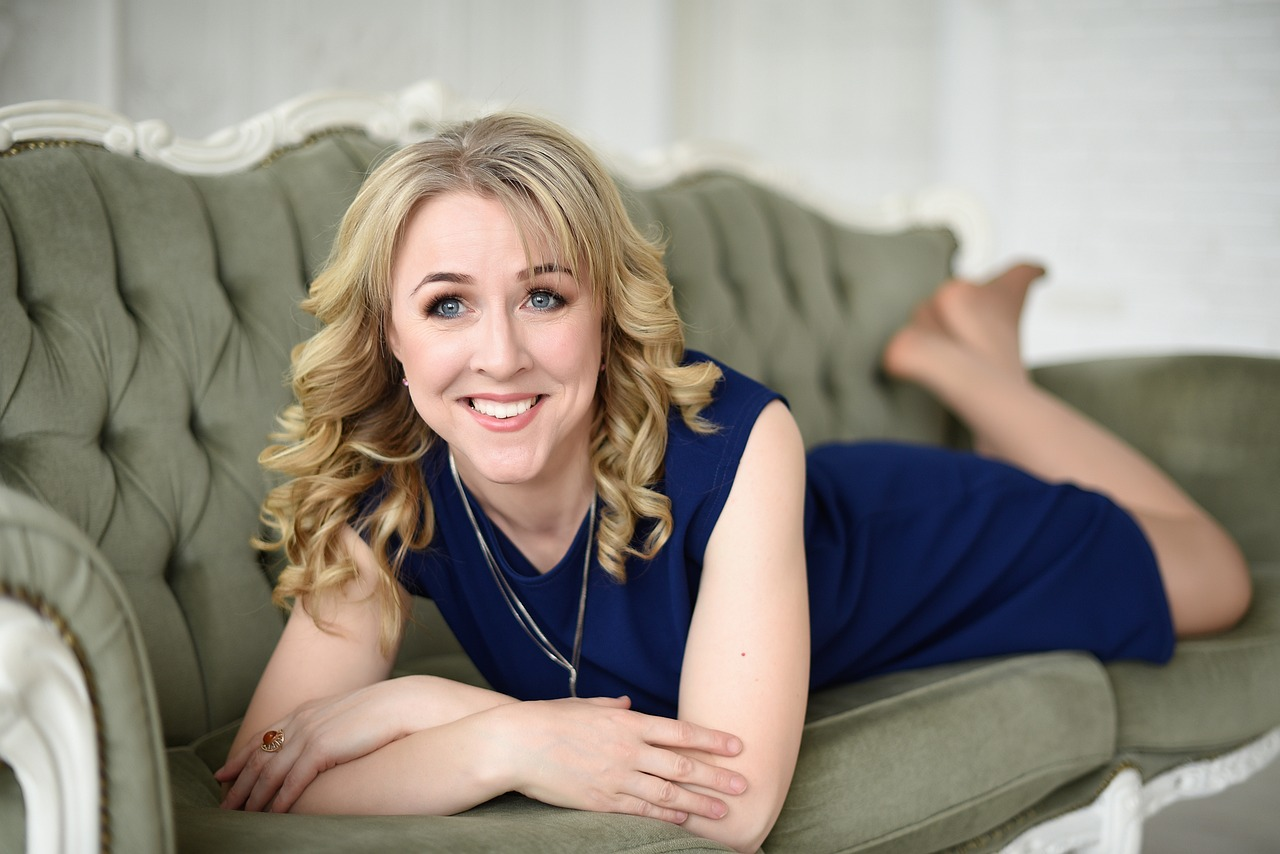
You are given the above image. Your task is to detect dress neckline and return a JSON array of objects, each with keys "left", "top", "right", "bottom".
[{"left": 444, "top": 454, "right": 595, "bottom": 583}]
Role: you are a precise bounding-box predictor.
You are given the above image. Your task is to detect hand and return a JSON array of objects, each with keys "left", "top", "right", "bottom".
[
  {"left": 494, "top": 696, "right": 748, "bottom": 825},
  {"left": 216, "top": 679, "right": 416, "bottom": 813}
]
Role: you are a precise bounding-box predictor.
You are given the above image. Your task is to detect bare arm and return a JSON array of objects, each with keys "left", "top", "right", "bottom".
[
  {"left": 219, "top": 526, "right": 517, "bottom": 811},
  {"left": 676, "top": 400, "right": 811, "bottom": 853},
  {"left": 221, "top": 528, "right": 749, "bottom": 822}
]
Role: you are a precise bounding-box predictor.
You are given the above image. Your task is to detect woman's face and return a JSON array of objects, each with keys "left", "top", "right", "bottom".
[{"left": 387, "top": 192, "right": 604, "bottom": 489}]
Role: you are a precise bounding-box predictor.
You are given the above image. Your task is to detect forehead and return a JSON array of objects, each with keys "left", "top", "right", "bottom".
[
  {"left": 392, "top": 191, "right": 586, "bottom": 292},
  {"left": 407, "top": 191, "right": 565, "bottom": 253}
]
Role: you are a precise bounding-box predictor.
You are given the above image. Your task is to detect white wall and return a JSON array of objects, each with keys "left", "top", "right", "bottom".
[{"left": 2, "top": 0, "right": 1277, "bottom": 365}]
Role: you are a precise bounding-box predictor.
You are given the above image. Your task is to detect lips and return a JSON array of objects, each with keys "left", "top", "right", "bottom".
[{"left": 468, "top": 396, "right": 541, "bottom": 419}]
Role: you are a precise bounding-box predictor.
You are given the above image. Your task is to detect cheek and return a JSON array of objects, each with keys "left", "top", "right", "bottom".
[
  {"left": 398, "top": 331, "right": 464, "bottom": 381},
  {"left": 548, "top": 324, "right": 603, "bottom": 383}
]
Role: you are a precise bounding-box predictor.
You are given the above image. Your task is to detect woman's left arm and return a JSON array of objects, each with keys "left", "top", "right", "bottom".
[{"left": 676, "top": 399, "right": 810, "bottom": 853}]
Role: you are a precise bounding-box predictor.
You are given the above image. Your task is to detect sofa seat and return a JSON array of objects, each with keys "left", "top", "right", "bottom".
[
  {"left": 160, "top": 651, "right": 1115, "bottom": 854},
  {"left": 1108, "top": 563, "right": 1280, "bottom": 754},
  {"left": 772, "top": 654, "right": 1115, "bottom": 853},
  {"left": 167, "top": 739, "right": 729, "bottom": 853}
]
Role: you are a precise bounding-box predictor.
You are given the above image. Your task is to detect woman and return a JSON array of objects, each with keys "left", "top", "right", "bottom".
[{"left": 217, "top": 113, "right": 1251, "bottom": 853}]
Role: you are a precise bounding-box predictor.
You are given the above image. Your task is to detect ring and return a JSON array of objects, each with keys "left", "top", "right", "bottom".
[{"left": 260, "top": 730, "right": 285, "bottom": 752}]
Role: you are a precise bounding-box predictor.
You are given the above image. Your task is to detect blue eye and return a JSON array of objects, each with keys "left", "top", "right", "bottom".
[
  {"left": 527, "top": 290, "right": 563, "bottom": 311},
  {"left": 429, "top": 296, "right": 464, "bottom": 318}
]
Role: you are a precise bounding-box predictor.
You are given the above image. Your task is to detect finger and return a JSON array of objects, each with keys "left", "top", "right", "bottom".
[
  {"left": 266, "top": 750, "right": 327, "bottom": 814},
  {"left": 219, "top": 764, "right": 258, "bottom": 811},
  {"left": 214, "top": 739, "right": 259, "bottom": 782},
  {"left": 244, "top": 765, "right": 286, "bottom": 814},
  {"left": 644, "top": 718, "right": 743, "bottom": 757},
  {"left": 639, "top": 748, "right": 747, "bottom": 797},
  {"left": 219, "top": 749, "right": 267, "bottom": 810},
  {"left": 615, "top": 793, "right": 690, "bottom": 826},
  {"left": 582, "top": 695, "right": 631, "bottom": 709},
  {"left": 630, "top": 774, "right": 728, "bottom": 822},
  {"left": 240, "top": 748, "right": 295, "bottom": 813}
]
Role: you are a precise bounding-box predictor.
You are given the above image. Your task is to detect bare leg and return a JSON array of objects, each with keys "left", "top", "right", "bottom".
[{"left": 883, "top": 266, "right": 1251, "bottom": 637}]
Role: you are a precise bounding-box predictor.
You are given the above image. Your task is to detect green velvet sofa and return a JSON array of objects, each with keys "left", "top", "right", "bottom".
[{"left": 2, "top": 83, "right": 1277, "bottom": 854}]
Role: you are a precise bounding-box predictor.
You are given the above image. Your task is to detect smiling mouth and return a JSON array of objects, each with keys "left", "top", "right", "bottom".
[{"left": 468, "top": 396, "right": 541, "bottom": 419}]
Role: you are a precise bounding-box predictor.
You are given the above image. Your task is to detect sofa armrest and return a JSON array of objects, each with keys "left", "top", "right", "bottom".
[
  {"left": 0, "top": 485, "right": 173, "bottom": 854},
  {"left": 1031, "top": 354, "right": 1280, "bottom": 564}
]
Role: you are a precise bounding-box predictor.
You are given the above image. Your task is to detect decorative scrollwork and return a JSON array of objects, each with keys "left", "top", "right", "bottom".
[
  {"left": 998, "top": 730, "right": 1280, "bottom": 854},
  {"left": 0, "top": 80, "right": 992, "bottom": 264},
  {"left": 0, "top": 80, "right": 485, "bottom": 174},
  {"left": 0, "top": 597, "right": 101, "bottom": 854}
]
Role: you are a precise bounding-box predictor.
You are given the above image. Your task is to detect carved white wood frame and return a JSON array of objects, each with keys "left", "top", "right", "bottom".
[
  {"left": 0, "top": 598, "right": 99, "bottom": 854},
  {"left": 0, "top": 79, "right": 994, "bottom": 274},
  {"left": 1001, "top": 726, "right": 1280, "bottom": 854}
]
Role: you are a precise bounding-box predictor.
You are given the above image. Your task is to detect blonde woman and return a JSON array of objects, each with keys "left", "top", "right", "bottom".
[{"left": 217, "top": 113, "right": 1250, "bottom": 853}]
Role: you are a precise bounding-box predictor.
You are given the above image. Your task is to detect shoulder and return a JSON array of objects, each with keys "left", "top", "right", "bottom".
[
  {"left": 668, "top": 351, "right": 783, "bottom": 465},
  {"left": 671, "top": 351, "right": 783, "bottom": 450},
  {"left": 666, "top": 352, "right": 792, "bottom": 549},
  {"left": 683, "top": 350, "right": 782, "bottom": 424}
]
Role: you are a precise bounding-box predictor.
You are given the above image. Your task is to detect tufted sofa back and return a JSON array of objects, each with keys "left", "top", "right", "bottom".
[
  {"left": 624, "top": 176, "right": 956, "bottom": 447},
  {"left": 0, "top": 132, "right": 955, "bottom": 745}
]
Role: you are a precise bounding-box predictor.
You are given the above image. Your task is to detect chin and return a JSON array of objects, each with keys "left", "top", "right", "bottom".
[{"left": 457, "top": 447, "right": 549, "bottom": 486}]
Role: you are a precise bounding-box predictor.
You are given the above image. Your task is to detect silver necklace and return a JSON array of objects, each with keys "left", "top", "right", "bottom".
[{"left": 447, "top": 448, "right": 594, "bottom": 698}]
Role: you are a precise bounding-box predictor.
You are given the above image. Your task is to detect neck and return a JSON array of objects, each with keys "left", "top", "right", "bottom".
[{"left": 449, "top": 448, "right": 595, "bottom": 572}]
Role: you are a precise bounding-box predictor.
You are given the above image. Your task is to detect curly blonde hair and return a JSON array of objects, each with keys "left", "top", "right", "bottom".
[{"left": 258, "top": 113, "right": 721, "bottom": 651}]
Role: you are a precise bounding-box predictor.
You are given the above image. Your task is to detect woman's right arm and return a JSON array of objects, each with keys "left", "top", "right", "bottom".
[
  {"left": 289, "top": 694, "right": 746, "bottom": 823},
  {"left": 221, "top": 526, "right": 746, "bottom": 824},
  {"left": 218, "top": 526, "right": 518, "bottom": 811}
]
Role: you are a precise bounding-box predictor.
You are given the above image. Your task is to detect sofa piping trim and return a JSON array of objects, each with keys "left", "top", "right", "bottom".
[
  {"left": 1, "top": 138, "right": 108, "bottom": 158},
  {"left": 1, "top": 128, "right": 367, "bottom": 173}
]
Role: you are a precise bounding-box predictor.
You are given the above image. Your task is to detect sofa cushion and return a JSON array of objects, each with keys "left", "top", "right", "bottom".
[
  {"left": 173, "top": 652, "right": 1113, "bottom": 854},
  {"left": 170, "top": 800, "right": 734, "bottom": 854},
  {"left": 1107, "top": 563, "right": 1280, "bottom": 753},
  {"left": 168, "top": 732, "right": 732, "bottom": 853},
  {"left": 768, "top": 653, "right": 1115, "bottom": 853}
]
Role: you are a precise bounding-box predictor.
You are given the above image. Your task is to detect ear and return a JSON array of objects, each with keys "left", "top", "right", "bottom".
[{"left": 385, "top": 316, "right": 402, "bottom": 362}]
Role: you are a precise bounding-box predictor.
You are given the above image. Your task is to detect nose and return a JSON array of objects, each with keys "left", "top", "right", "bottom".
[{"left": 470, "top": 309, "right": 531, "bottom": 379}]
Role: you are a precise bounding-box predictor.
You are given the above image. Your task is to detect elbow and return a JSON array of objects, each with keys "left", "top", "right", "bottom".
[
  {"left": 690, "top": 799, "right": 782, "bottom": 854},
  {"left": 718, "top": 817, "right": 775, "bottom": 854}
]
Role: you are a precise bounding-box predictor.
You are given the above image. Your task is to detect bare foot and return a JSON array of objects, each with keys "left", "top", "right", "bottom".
[{"left": 883, "top": 262, "right": 1045, "bottom": 388}]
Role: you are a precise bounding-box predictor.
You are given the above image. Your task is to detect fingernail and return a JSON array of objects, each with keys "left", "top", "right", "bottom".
[
  {"left": 727, "top": 737, "right": 743, "bottom": 753},
  {"left": 730, "top": 775, "right": 747, "bottom": 794},
  {"left": 712, "top": 801, "right": 728, "bottom": 819}
]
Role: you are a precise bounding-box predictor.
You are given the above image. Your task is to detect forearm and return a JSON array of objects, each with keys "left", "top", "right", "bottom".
[
  {"left": 290, "top": 708, "right": 511, "bottom": 816},
  {"left": 291, "top": 695, "right": 751, "bottom": 828},
  {"left": 229, "top": 672, "right": 514, "bottom": 763},
  {"left": 671, "top": 716, "right": 799, "bottom": 854},
  {"left": 394, "top": 673, "right": 517, "bottom": 729}
]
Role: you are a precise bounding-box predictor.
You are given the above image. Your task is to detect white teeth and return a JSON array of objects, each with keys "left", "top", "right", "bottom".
[{"left": 469, "top": 396, "right": 538, "bottom": 419}]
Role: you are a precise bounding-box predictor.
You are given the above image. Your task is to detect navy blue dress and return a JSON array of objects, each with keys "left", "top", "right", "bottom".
[{"left": 395, "top": 353, "right": 1175, "bottom": 718}]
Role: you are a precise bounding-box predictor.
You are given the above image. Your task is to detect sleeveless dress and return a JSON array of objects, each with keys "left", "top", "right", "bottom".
[{"left": 395, "top": 353, "right": 1175, "bottom": 718}]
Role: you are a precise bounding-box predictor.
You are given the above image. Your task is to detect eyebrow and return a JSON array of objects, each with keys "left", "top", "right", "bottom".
[
  {"left": 410, "top": 272, "right": 472, "bottom": 297},
  {"left": 408, "top": 263, "right": 574, "bottom": 298}
]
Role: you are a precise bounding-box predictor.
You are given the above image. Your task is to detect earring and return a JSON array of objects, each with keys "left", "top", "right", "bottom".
[{"left": 401, "top": 377, "right": 409, "bottom": 387}]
